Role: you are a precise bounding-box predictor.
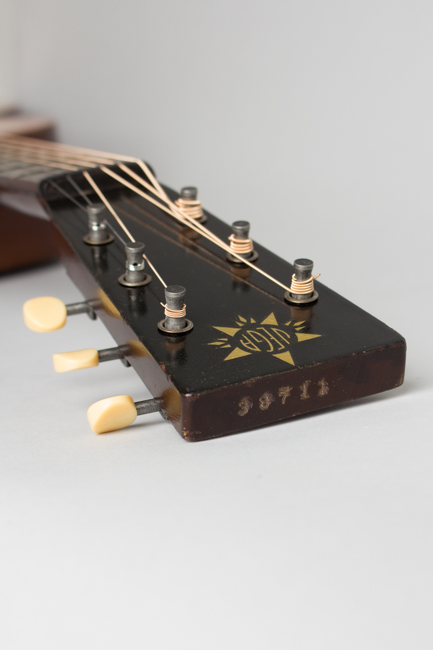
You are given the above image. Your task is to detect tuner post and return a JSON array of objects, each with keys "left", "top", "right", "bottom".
[
  {"left": 118, "top": 241, "right": 152, "bottom": 287},
  {"left": 158, "top": 285, "right": 193, "bottom": 335},
  {"left": 175, "top": 186, "right": 206, "bottom": 223},
  {"left": 226, "top": 220, "right": 258, "bottom": 264},
  {"left": 284, "top": 258, "right": 319, "bottom": 305},
  {"left": 83, "top": 204, "right": 114, "bottom": 245}
]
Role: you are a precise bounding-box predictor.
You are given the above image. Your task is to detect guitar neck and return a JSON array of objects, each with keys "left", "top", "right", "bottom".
[{"left": 0, "top": 121, "right": 59, "bottom": 272}]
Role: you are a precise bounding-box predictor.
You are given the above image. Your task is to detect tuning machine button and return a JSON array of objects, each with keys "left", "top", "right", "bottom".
[
  {"left": 87, "top": 395, "right": 161, "bottom": 434},
  {"left": 53, "top": 345, "right": 130, "bottom": 373},
  {"left": 23, "top": 296, "right": 97, "bottom": 332}
]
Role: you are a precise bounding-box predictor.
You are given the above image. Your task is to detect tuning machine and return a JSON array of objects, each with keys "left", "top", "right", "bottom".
[
  {"left": 53, "top": 345, "right": 131, "bottom": 373},
  {"left": 87, "top": 395, "right": 162, "bottom": 434},
  {"left": 23, "top": 296, "right": 97, "bottom": 332}
]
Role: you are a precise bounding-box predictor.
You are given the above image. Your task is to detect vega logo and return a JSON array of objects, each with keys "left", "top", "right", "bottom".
[{"left": 208, "top": 312, "right": 322, "bottom": 366}]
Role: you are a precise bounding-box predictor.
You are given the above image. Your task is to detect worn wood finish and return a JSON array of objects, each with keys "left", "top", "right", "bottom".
[{"left": 39, "top": 167, "right": 406, "bottom": 441}]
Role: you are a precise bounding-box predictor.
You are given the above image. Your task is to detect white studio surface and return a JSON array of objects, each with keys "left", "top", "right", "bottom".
[
  {"left": 0, "top": 261, "right": 431, "bottom": 649},
  {"left": 2, "top": 0, "right": 433, "bottom": 647}
]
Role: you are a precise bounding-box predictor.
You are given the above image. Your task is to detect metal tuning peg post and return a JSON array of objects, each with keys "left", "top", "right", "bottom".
[
  {"left": 175, "top": 186, "right": 206, "bottom": 223},
  {"left": 118, "top": 241, "right": 152, "bottom": 287},
  {"left": 23, "top": 296, "right": 97, "bottom": 332},
  {"left": 82, "top": 204, "right": 114, "bottom": 245},
  {"left": 87, "top": 395, "right": 161, "bottom": 434},
  {"left": 226, "top": 220, "right": 258, "bottom": 264},
  {"left": 158, "top": 285, "right": 193, "bottom": 335},
  {"left": 53, "top": 345, "right": 131, "bottom": 373},
  {"left": 284, "top": 258, "right": 319, "bottom": 305}
]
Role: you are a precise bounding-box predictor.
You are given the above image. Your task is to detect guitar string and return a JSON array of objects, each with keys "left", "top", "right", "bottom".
[
  {"left": 1, "top": 136, "right": 244, "bottom": 268},
  {"left": 83, "top": 171, "right": 167, "bottom": 289},
  {"left": 0, "top": 135, "right": 292, "bottom": 293},
  {"left": 0, "top": 136, "right": 114, "bottom": 166},
  {"left": 49, "top": 179, "right": 89, "bottom": 212},
  {"left": 101, "top": 166, "right": 292, "bottom": 293},
  {"left": 66, "top": 175, "right": 93, "bottom": 205},
  {"left": 119, "top": 197, "right": 294, "bottom": 306},
  {"left": 0, "top": 143, "right": 81, "bottom": 171},
  {"left": 56, "top": 177, "right": 127, "bottom": 246}
]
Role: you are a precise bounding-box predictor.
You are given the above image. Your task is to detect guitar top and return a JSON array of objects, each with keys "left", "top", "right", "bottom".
[{"left": 1, "top": 135, "right": 406, "bottom": 441}]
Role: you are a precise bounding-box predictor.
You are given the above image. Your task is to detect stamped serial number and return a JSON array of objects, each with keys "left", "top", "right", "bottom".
[{"left": 237, "top": 378, "right": 329, "bottom": 416}]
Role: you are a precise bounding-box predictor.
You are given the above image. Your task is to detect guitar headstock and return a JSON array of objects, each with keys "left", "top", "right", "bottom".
[
  {"left": 17, "top": 149, "right": 405, "bottom": 441},
  {"left": 1, "top": 134, "right": 403, "bottom": 440}
]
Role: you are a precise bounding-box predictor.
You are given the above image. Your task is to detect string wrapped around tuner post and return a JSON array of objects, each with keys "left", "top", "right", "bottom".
[
  {"left": 174, "top": 196, "right": 203, "bottom": 221},
  {"left": 228, "top": 233, "right": 254, "bottom": 255},
  {"left": 160, "top": 303, "right": 186, "bottom": 319},
  {"left": 289, "top": 273, "right": 320, "bottom": 295}
]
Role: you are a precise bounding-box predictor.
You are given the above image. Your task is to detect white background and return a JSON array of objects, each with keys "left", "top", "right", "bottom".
[{"left": 1, "top": 1, "right": 432, "bottom": 648}]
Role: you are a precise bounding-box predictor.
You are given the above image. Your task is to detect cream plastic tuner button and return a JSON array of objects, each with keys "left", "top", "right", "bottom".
[
  {"left": 23, "top": 296, "right": 97, "bottom": 332},
  {"left": 87, "top": 395, "right": 137, "bottom": 434},
  {"left": 87, "top": 395, "right": 161, "bottom": 434},
  {"left": 53, "top": 345, "right": 130, "bottom": 373},
  {"left": 23, "top": 296, "right": 67, "bottom": 332},
  {"left": 53, "top": 348, "right": 99, "bottom": 373}
]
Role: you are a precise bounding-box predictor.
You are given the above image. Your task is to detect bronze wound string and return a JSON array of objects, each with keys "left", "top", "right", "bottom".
[
  {"left": 101, "top": 165, "right": 292, "bottom": 293},
  {"left": 0, "top": 134, "right": 292, "bottom": 294}
]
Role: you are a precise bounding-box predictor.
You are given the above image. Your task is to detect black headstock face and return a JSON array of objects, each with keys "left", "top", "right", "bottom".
[{"left": 40, "top": 165, "right": 405, "bottom": 440}]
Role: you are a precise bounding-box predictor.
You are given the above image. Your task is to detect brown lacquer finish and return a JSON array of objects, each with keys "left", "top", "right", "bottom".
[
  {"left": 0, "top": 111, "right": 57, "bottom": 273},
  {"left": 39, "top": 166, "right": 406, "bottom": 441}
]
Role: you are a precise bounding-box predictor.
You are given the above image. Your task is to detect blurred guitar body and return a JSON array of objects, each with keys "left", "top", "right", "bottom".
[{"left": 0, "top": 106, "right": 58, "bottom": 273}]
